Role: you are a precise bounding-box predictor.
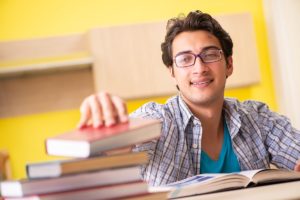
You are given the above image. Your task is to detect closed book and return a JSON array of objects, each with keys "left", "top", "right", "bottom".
[
  {"left": 26, "top": 151, "right": 148, "bottom": 179},
  {"left": 46, "top": 118, "right": 161, "bottom": 157},
  {"left": 3, "top": 181, "right": 150, "bottom": 200},
  {"left": 1, "top": 166, "right": 141, "bottom": 198}
]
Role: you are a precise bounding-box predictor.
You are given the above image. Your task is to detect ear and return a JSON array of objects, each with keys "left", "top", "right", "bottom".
[
  {"left": 225, "top": 56, "right": 233, "bottom": 78},
  {"left": 168, "top": 66, "right": 175, "bottom": 77},
  {"left": 168, "top": 66, "right": 178, "bottom": 86},
  {"left": 168, "top": 66, "right": 180, "bottom": 91}
]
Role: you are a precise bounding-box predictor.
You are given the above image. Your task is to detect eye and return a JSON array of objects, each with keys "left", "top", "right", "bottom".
[
  {"left": 203, "top": 53, "right": 218, "bottom": 59},
  {"left": 201, "top": 49, "right": 221, "bottom": 62},
  {"left": 176, "top": 54, "right": 194, "bottom": 64}
]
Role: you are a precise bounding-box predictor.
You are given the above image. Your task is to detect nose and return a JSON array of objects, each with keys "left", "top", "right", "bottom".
[{"left": 192, "top": 56, "right": 208, "bottom": 73}]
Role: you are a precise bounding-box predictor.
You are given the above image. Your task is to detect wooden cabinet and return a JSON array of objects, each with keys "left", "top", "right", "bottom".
[{"left": 0, "top": 13, "right": 260, "bottom": 118}]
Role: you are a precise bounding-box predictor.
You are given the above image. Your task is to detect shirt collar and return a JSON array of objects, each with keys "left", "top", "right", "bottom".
[
  {"left": 177, "top": 95, "right": 242, "bottom": 137},
  {"left": 177, "top": 95, "right": 195, "bottom": 129},
  {"left": 223, "top": 98, "right": 242, "bottom": 138}
]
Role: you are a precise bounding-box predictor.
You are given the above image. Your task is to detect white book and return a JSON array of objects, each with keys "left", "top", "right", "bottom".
[
  {"left": 1, "top": 166, "right": 141, "bottom": 198},
  {"left": 26, "top": 151, "right": 148, "bottom": 179},
  {"left": 3, "top": 181, "right": 150, "bottom": 200}
]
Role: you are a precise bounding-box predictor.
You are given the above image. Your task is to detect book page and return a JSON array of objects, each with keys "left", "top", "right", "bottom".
[
  {"left": 148, "top": 174, "right": 225, "bottom": 193},
  {"left": 238, "top": 169, "right": 263, "bottom": 180},
  {"left": 168, "top": 174, "right": 226, "bottom": 187},
  {"left": 252, "top": 169, "right": 300, "bottom": 184}
]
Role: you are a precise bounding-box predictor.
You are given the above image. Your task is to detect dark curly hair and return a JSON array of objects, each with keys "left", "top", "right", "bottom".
[{"left": 161, "top": 10, "right": 233, "bottom": 68}]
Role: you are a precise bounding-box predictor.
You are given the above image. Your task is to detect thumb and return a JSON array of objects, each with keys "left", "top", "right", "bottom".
[
  {"left": 77, "top": 101, "right": 91, "bottom": 129},
  {"left": 294, "top": 160, "right": 300, "bottom": 172}
]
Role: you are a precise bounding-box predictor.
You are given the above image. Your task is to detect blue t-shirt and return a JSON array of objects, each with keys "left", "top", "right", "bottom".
[{"left": 200, "top": 121, "right": 241, "bottom": 173}]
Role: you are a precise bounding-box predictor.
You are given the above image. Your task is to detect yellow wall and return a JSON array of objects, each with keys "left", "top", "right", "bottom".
[{"left": 0, "top": 0, "right": 276, "bottom": 179}]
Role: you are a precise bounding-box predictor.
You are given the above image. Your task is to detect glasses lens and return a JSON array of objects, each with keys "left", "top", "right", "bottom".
[
  {"left": 175, "top": 53, "right": 195, "bottom": 68},
  {"left": 201, "top": 49, "right": 222, "bottom": 63}
]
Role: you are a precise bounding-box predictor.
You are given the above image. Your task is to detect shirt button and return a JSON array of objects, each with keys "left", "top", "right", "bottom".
[{"left": 192, "top": 144, "right": 198, "bottom": 149}]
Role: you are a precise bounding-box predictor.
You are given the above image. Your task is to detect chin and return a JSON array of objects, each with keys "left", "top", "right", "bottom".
[
  {"left": 192, "top": 98, "right": 213, "bottom": 106},
  {"left": 182, "top": 94, "right": 211, "bottom": 106}
]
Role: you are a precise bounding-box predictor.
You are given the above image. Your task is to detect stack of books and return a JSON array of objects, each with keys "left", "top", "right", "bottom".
[{"left": 0, "top": 118, "right": 167, "bottom": 200}]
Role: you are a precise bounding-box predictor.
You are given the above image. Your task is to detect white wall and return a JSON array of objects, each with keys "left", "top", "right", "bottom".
[{"left": 264, "top": 0, "right": 300, "bottom": 129}]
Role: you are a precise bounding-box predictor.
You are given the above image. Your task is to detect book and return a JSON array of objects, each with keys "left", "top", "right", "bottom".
[
  {"left": 168, "top": 180, "right": 300, "bottom": 200},
  {"left": 26, "top": 151, "right": 148, "bottom": 179},
  {"left": 0, "top": 166, "right": 141, "bottom": 197},
  {"left": 46, "top": 118, "right": 161, "bottom": 157},
  {"left": 152, "top": 169, "right": 300, "bottom": 199},
  {"left": 120, "top": 191, "right": 168, "bottom": 200},
  {"left": 3, "top": 181, "right": 151, "bottom": 200}
]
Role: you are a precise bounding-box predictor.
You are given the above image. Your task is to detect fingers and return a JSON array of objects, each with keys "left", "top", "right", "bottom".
[
  {"left": 77, "top": 98, "right": 92, "bottom": 129},
  {"left": 112, "top": 95, "right": 128, "bottom": 123},
  {"left": 294, "top": 160, "right": 300, "bottom": 171},
  {"left": 98, "top": 92, "right": 118, "bottom": 127},
  {"left": 90, "top": 95, "right": 104, "bottom": 128},
  {"left": 77, "top": 92, "right": 128, "bottom": 129}
]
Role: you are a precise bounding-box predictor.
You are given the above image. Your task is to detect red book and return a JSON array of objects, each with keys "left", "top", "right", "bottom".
[{"left": 46, "top": 118, "right": 161, "bottom": 158}]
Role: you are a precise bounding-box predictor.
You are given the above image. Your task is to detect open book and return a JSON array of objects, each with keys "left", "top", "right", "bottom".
[{"left": 152, "top": 169, "right": 300, "bottom": 199}]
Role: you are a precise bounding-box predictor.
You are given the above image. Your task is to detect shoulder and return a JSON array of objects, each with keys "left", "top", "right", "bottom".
[
  {"left": 130, "top": 96, "right": 180, "bottom": 121},
  {"left": 224, "top": 98, "right": 272, "bottom": 115},
  {"left": 224, "top": 98, "right": 292, "bottom": 128}
]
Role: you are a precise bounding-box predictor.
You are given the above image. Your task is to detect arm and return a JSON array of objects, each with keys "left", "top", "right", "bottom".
[
  {"left": 77, "top": 92, "right": 128, "bottom": 128},
  {"left": 256, "top": 103, "right": 300, "bottom": 170}
]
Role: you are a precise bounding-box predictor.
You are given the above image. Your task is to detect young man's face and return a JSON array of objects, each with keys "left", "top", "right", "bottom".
[{"left": 170, "top": 30, "right": 233, "bottom": 107}]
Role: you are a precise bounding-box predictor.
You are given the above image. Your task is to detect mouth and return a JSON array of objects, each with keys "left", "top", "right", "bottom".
[{"left": 190, "top": 79, "right": 213, "bottom": 87}]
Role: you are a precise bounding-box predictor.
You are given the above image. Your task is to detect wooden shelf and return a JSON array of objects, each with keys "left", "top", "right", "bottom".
[
  {"left": 0, "top": 57, "right": 93, "bottom": 78},
  {"left": 0, "top": 32, "right": 96, "bottom": 117}
]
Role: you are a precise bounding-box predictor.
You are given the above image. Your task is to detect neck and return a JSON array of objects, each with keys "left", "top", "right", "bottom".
[
  {"left": 184, "top": 97, "right": 225, "bottom": 160},
  {"left": 184, "top": 97, "right": 224, "bottom": 137}
]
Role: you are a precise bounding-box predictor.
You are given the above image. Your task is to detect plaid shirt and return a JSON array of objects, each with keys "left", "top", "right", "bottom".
[{"left": 131, "top": 95, "right": 300, "bottom": 186}]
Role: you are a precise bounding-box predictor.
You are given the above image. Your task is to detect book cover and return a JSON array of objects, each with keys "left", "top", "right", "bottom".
[
  {"left": 1, "top": 166, "right": 141, "bottom": 198},
  {"left": 26, "top": 151, "right": 148, "bottom": 179},
  {"left": 151, "top": 169, "right": 300, "bottom": 199},
  {"left": 120, "top": 191, "right": 168, "bottom": 200},
  {"left": 46, "top": 118, "right": 161, "bottom": 157},
  {"left": 3, "top": 181, "right": 150, "bottom": 200}
]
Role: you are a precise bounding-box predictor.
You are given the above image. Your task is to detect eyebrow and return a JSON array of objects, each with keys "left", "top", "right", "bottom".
[{"left": 174, "top": 45, "right": 221, "bottom": 57}]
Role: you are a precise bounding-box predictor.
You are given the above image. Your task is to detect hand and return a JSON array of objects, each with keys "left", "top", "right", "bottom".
[
  {"left": 77, "top": 92, "right": 128, "bottom": 128},
  {"left": 294, "top": 159, "right": 300, "bottom": 172}
]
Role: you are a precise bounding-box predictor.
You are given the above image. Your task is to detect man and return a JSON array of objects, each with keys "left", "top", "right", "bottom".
[{"left": 77, "top": 10, "right": 300, "bottom": 186}]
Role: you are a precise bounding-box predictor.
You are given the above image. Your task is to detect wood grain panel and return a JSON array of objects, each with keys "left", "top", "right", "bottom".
[
  {"left": 88, "top": 13, "right": 260, "bottom": 99},
  {"left": 0, "top": 68, "right": 94, "bottom": 118},
  {"left": 215, "top": 13, "right": 260, "bottom": 88},
  {"left": 88, "top": 22, "right": 175, "bottom": 99},
  {"left": 0, "top": 33, "right": 87, "bottom": 61}
]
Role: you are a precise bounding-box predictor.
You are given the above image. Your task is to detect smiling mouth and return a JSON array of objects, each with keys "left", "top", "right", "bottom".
[{"left": 191, "top": 80, "right": 213, "bottom": 86}]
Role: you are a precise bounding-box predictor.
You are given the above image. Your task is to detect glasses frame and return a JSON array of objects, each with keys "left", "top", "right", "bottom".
[{"left": 173, "top": 48, "right": 223, "bottom": 68}]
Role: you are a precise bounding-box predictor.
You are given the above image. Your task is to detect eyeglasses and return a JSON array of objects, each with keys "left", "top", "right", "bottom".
[{"left": 173, "top": 48, "right": 223, "bottom": 68}]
